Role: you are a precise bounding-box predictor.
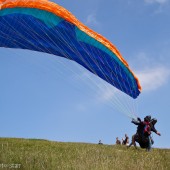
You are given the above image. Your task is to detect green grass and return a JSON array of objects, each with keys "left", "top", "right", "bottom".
[{"left": 0, "top": 138, "right": 169, "bottom": 170}]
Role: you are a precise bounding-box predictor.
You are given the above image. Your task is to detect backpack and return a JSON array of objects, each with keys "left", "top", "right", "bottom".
[{"left": 143, "top": 122, "right": 151, "bottom": 136}]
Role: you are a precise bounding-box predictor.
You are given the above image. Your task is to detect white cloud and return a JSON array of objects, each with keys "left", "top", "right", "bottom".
[
  {"left": 144, "top": 0, "right": 168, "bottom": 4},
  {"left": 97, "top": 85, "right": 117, "bottom": 102},
  {"left": 85, "top": 13, "right": 99, "bottom": 26},
  {"left": 136, "top": 67, "right": 170, "bottom": 91},
  {"left": 71, "top": 68, "right": 118, "bottom": 102},
  {"left": 144, "top": 0, "right": 169, "bottom": 14},
  {"left": 129, "top": 51, "right": 170, "bottom": 92},
  {"left": 97, "top": 66, "right": 170, "bottom": 99}
]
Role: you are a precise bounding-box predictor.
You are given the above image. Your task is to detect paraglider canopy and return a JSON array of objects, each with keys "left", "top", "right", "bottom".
[{"left": 0, "top": 0, "right": 141, "bottom": 98}]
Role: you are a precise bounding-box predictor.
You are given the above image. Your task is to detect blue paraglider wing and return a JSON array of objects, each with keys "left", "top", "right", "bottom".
[{"left": 0, "top": 0, "right": 141, "bottom": 98}]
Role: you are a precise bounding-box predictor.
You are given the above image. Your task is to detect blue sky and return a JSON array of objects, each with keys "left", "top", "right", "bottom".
[{"left": 0, "top": 0, "right": 170, "bottom": 148}]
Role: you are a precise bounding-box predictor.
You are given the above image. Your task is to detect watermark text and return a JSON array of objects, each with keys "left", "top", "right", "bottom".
[{"left": 0, "top": 163, "right": 21, "bottom": 169}]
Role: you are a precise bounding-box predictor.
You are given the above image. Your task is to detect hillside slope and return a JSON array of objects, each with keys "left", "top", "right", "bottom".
[{"left": 0, "top": 138, "right": 169, "bottom": 170}]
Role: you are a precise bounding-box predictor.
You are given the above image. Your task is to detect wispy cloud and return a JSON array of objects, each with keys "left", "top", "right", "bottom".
[
  {"left": 85, "top": 13, "right": 99, "bottom": 26},
  {"left": 99, "top": 86, "right": 116, "bottom": 101},
  {"left": 130, "top": 51, "right": 170, "bottom": 92},
  {"left": 71, "top": 67, "right": 117, "bottom": 102},
  {"left": 136, "top": 67, "right": 170, "bottom": 91},
  {"left": 96, "top": 65, "right": 170, "bottom": 100},
  {"left": 144, "top": 0, "right": 169, "bottom": 4},
  {"left": 144, "top": 0, "right": 170, "bottom": 14}
]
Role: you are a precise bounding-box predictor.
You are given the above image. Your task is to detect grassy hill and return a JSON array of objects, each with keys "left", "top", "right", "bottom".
[{"left": 0, "top": 138, "right": 169, "bottom": 170}]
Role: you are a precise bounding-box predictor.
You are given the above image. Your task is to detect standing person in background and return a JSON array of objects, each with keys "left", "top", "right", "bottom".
[{"left": 122, "top": 134, "right": 129, "bottom": 145}]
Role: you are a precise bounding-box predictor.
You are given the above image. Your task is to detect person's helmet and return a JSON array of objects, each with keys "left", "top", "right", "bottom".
[
  {"left": 144, "top": 115, "right": 151, "bottom": 122},
  {"left": 151, "top": 118, "right": 157, "bottom": 125}
]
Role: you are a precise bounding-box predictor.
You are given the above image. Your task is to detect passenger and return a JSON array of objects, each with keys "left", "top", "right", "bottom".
[{"left": 122, "top": 134, "right": 129, "bottom": 145}]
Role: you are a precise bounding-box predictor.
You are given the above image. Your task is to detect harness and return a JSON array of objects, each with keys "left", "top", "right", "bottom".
[{"left": 143, "top": 121, "right": 151, "bottom": 136}]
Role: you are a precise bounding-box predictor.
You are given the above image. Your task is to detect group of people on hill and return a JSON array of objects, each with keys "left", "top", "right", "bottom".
[
  {"left": 98, "top": 115, "right": 161, "bottom": 151},
  {"left": 116, "top": 134, "right": 129, "bottom": 145},
  {"left": 98, "top": 135, "right": 129, "bottom": 146}
]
